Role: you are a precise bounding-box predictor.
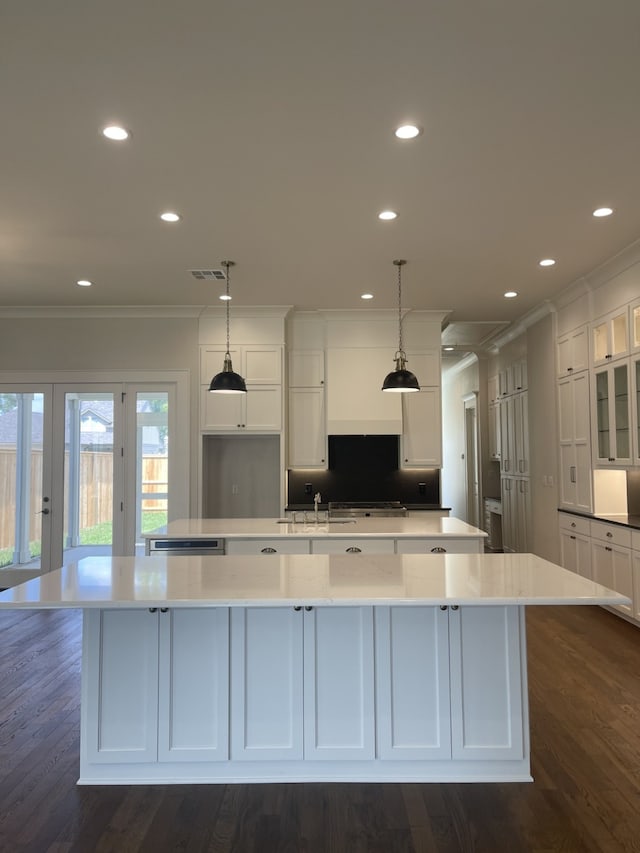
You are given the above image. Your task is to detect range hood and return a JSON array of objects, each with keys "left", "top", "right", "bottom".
[{"left": 326, "top": 348, "right": 402, "bottom": 435}]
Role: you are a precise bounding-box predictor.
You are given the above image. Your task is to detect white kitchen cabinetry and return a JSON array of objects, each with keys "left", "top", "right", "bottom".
[
  {"left": 288, "top": 350, "right": 327, "bottom": 468},
  {"left": 632, "top": 531, "right": 640, "bottom": 622},
  {"left": 558, "top": 513, "right": 592, "bottom": 579},
  {"left": 448, "top": 605, "right": 525, "bottom": 761},
  {"left": 499, "top": 392, "right": 528, "bottom": 475},
  {"left": 288, "top": 388, "right": 326, "bottom": 467},
  {"left": 591, "top": 307, "right": 629, "bottom": 366},
  {"left": 226, "top": 538, "right": 311, "bottom": 555},
  {"left": 489, "top": 401, "right": 501, "bottom": 461},
  {"left": 632, "top": 355, "right": 640, "bottom": 465},
  {"left": 557, "top": 372, "right": 593, "bottom": 512},
  {"left": 488, "top": 375, "right": 500, "bottom": 405},
  {"left": 375, "top": 605, "right": 451, "bottom": 759},
  {"left": 376, "top": 604, "right": 525, "bottom": 762},
  {"left": 590, "top": 521, "right": 633, "bottom": 618},
  {"left": 401, "top": 387, "right": 442, "bottom": 467},
  {"left": 499, "top": 397, "right": 514, "bottom": 474},
  {"left": 633, "top": 300, "right": 640, "bottom": 352},
  {"left": 310, "top": 538, "right": 395, "bottom": 555},
  {"left": 501, "top": 477, "right": 530, "bottom": 554},
  {"left": 591, "top": 361, "right": 631, "bottom": 466},
  {"left": 326, "top": 348, "right": 402, "bottom": 434},
  {"left": 395, "top": 538, "right": 482, "bottom": 555},
  {"left": 230, "top": 606, "right": 375, "bottom": 761},
  {"left": 201, "top": 385, "right": 282, "bottom": 431},
  {"left": 83, "top": 608, "right": 229, "bottom": 765},
  {"left": 200, "top": 345, "right": 283, "bottom": 431},
  {"left": 512, "top": 359, "right": 528, "bottom": 393},
  {"left": 557, "top": 325, "right": 589, "bottom": 377}
]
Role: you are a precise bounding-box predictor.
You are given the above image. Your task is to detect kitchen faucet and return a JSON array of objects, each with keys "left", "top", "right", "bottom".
[{"left": 314, "top": 492, "right": 321, "bottom": 523}]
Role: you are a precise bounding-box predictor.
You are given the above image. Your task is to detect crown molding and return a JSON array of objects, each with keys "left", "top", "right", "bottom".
[
  {"left": 199, "top": 305, "right": 293, "bottom": 321},
  {"left": 487, "top": 300, "right": 554, "bottom": 351},
  {"left": 0, "top": 305, "right": 205, "bottom": 320}
]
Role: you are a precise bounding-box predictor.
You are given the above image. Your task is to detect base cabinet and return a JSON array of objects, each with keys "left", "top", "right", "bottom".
[
  {"left": 82, "top": 608, "right": 229, "bottom": 766},
  {"left": 80, "top": 604, "right": 529, "bottom": 783}
]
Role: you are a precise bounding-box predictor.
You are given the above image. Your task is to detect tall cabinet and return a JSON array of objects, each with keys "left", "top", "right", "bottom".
[{"left": 499, "top": 359, "right": 530, "bottom": 553}]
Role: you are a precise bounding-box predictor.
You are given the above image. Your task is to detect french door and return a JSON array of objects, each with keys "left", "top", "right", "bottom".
[{"left": 0, "top": 375, "right": 188, "bottom": 584}]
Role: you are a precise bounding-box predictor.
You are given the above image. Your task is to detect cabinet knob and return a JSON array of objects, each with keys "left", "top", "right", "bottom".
[
  {"left": 570, "top": 522, "right": 576, "bottom": 527},
  {"left": 606, "top": 531, "right": 613, "bottom": 538}
]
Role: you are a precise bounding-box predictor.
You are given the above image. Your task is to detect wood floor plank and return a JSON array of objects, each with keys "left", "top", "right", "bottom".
[{"left": 0, "top": 605, "right": 639, "bottom": 852}]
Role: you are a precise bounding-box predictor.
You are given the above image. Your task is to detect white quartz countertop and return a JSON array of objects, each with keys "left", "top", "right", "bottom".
[
  {"left": 0, "top": 553, "right": 629, "bottom": 609},
  {"left": 146, "top": 516, "right": 487, "bottom": 540}
]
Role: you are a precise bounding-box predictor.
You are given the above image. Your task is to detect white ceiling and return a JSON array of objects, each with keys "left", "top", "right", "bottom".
[{"left": 3, "top": 1, "right": 640, "bottom": 337}]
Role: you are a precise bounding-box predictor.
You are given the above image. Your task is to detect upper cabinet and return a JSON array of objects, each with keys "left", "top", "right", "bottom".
[
  {"left": 288, "top": 350, "right": 327, "bottom": 468},
  {"left": 591, "top": 307, "right": 629, "bottom": 366},
  {"left": 591, "top": 361, "right": 632, "bottom": 467},
  {"left": 557, "top": 325, "right": 589, "bottom": 377},
  {"left": 632, "top": 299, "right": 640, "bottom": 353},
  {"left": 401, "top": 387, "right": 442, "bottom": 467},
  {"left": 288, "top": 350, "right": 324, "bottom": 388},
  {"left": 200, "top": 344, "right": 284, "bottom": 432}
]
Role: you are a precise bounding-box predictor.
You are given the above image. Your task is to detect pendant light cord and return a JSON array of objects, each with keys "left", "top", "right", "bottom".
[
  {"left": 394, "top": 259, "right": 406, "bottom": 357},
  {"left": 223, "top": 260, "right": 234, "bottom": 356}
]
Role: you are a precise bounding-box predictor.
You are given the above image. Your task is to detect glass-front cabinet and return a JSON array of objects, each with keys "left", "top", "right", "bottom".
[
  {"left": 592, "top": 307, "right": 629, "bottom": 366},
  {"left": 633, "top": 356, "right": 640, "bottom": 466},
  {"left": 592, "top": 361, "right": 631, "bottom": 466},
  {"left": 632, "top": 300, "right": 640, "bottom": 352}
]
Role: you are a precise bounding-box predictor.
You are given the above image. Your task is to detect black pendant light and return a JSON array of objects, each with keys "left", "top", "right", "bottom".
[
  {"left": 208, "top": 260, "right": 247, "bottom": 394},
  {"left": 382, "top": 259, "right": 420, "bottom": 392}
]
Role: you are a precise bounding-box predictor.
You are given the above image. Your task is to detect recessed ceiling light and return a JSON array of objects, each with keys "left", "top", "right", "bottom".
[
  {"left": 102, "top": 125, "right": 130, "bottom": 141},
  {"left": 538, "top": 258, "right": 556, "bottom": 267},
  {"left": 160, "top": 211, "right": 181, "bottom": 223},
  {"left": 593, "top": 207, "right": 613, "bottom": 218},
  {"left": 77, "top": 279, "right": 93, "bottom": 287},
  {"left": 504, "top": 291, "right": 518, "bottom": 298},
  {"left": 361, "top": 293, "right": 374, "bottom": 300},
  {"left": 394, "top": 124, "right": 422, "bottom": 140},
  {"left": 378, "top": 210, "right": 398, "bottom": 221},
  {"left": 219, "top": 294, "right": 232, "bottom": 301}
]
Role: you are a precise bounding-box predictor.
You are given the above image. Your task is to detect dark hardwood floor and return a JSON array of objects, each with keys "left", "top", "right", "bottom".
[{"left": 1, "top": 605, "right": 639, "bottom": 852}]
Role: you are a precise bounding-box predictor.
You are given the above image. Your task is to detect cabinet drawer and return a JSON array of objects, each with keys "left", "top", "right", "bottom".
[
  {"left": 226, "top": 539, "right": 310, "bottom": 555},
  {"left": 396, "top": 538, "right": 482, "bottom": 554},
  {"left": 558, "top": 513, "right": 591, "bottom": 537},
  {"left": 310, "top": 539, "right": 395, "bottom": 555},
  {"left": 589, "top": 521, "right": 632, "bottom": 548}
]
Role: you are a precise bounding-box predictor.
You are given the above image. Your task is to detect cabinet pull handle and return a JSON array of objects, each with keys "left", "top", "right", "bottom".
[
  {"left": 606, "top": 531, "right": 613, "bottom": 538},
  {"left": 605, "top": 546, "right": 612, "bottom": 552},
  {"left": 304, "top": 605, "right": 313, "bottom": 611},
  {"left": 148, "top": 607, "right": 157, "bottom": 613},
  {"left": 570, "top": 466, "right": 576, "bottom": 483},
  {"left": 570, "top": 521, "right": 576, "bottom": 527},
  {"left": 160, "top": 607, "right": 168, "bottom": 613},
  {"left": 261, "top": 547, "right": 277, "bottom": 553},
  {"left": 439, "top": 605, "right": 448, "bottom": 611},
  {"left": 431, "top": 546, "right": 447, "bottom": 553},
  {"left": 346, "top": 546, "right": 362, "bottom": 553},
  {"left": 293, "top": 606, "right": 302, "bottom": 611},
  {"left": 570, "top": 535, "right": 576, "bottom": 540},
  {"left": 451, "top": 605, "right": 459, "bottom": 611}
]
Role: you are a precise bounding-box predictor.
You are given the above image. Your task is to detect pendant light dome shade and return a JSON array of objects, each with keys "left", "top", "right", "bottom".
[
  {"left": 382, "top": 352, "right": 420, "bottom": 392},
  {"left": 382, "top": 259, "right": 420, "bottom": 393},
  {"left": 209, "top": 352, "right": 247, "bottom": 394},
  {"left": 209, "top": 260, "right": 247, "bottom": 395}
]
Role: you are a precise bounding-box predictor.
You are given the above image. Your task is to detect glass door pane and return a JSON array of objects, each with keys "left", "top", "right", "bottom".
[
  {"left": 595, "top": 370, "right": 610, "bottom": 460},
  {"left": 135, "top": 391, "right": 169, "bottom": 553},
  {"left": 0, "top": 392, "right": 49, "bottom": 574},
  {"left": 613, "top": 364, "right": 629, "bottom": 460},
  {"left": 63, "top": 392, "right": 116, "bottom": 564}
]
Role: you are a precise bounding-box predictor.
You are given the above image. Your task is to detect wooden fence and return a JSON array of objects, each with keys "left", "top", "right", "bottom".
[{"left": 0, "top": 450, "right": 168, "bottom": 549}]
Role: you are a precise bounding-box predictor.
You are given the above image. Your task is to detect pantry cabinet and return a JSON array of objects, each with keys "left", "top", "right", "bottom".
[{"left": 557, "top": 372, "right": 593, "bottom": 512}]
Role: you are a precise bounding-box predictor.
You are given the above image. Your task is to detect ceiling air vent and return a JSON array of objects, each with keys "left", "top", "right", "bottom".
[{"left": 189, "top": 269, "right": 226, "bottom": 281}]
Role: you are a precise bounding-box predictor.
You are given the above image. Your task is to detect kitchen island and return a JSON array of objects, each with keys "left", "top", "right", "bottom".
[
  {"left": 0, "top": 552, "right": 629, "bottom": 786},
  {"left": 145, "top": 515, "right": 487, "bottom": 555}
]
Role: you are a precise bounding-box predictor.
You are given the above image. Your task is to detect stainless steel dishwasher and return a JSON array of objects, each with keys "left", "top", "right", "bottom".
[{"left": 146, "top": 538, "right": 225, "bottom": 556}]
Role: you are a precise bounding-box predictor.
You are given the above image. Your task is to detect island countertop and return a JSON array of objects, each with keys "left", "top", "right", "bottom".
[
  {"left": 0, "top": 553, "right": 628, "bottom": 609},
  {"left": 145, "top": 516, "right": 487, "bottom": 540}
]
